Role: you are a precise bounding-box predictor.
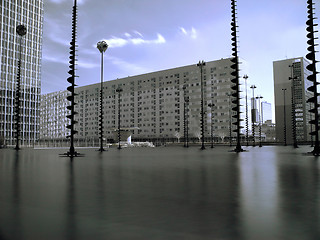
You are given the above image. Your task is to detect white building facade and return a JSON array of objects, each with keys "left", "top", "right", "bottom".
[
  {"left": 0, "top": 0, "right": 43, "bottom": 146},
  {"left": 40, "top": 58, "right": 237, "bottom": 144}
]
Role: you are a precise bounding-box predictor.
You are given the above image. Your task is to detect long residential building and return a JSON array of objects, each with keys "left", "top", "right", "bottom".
[
  {"left": 273, "top": 57, "right": 312, "bottom": 144},
  {"left": 40, "top": 58, "right": 237, "bottom": 143},
  {"left": 0, "top": 0, "right": 44, "bottom": 146}
]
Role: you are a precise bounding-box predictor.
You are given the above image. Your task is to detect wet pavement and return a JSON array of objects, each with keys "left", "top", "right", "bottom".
[{"left": 0, "top": 146, "right": 319, "bottom": 240}]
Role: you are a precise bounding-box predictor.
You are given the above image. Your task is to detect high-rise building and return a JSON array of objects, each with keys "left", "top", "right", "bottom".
[
  {"left": 261, "top": 101, "right": 272, "bottom": 123},
  {"left": 273, "top": 57, "right": 312, "bottom": 144},
  {"left": 40, "top": 58, "right": 237, "bottom": 144},
  {"left": 0, "top": 0, "right": 43, "bottom": 146}
]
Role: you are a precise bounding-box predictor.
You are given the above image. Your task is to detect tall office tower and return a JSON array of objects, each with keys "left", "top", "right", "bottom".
[
  {"left": 251, "top": 97, "right": 258, "bottom": 124},
  {"left": 40, "top": 58, "right": 237, "bottom": 144},
  {"left": 273, "top": 57, "right": 312, "bottom": 144},
  {"left": 0, "top": 0, "right": 43, "bottom": 146},
  {"left": 261, "top": 101, "right": 272, "bottom": 123}
]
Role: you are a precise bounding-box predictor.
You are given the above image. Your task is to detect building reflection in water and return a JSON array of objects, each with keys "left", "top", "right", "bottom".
[
  {"left": 65, "top": 160, "right": 77, "bottom": 240},
  {"left": 0, "top": 147, "right": 319, "bottom": 239},
  {"left": 238, "top": 148, "right": 281, "bottom": 239},
  {"left": 277, "top": 155, "right": 320, "bottom": 239}
]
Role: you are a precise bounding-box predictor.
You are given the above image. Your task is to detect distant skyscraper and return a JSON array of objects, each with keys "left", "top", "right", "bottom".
[
  {"left": 261, "top": 101, "right": 272, "bottom": 123},
  {"left": 273, "top": 57, "right": 312, "bottom": 144},
  {"left": 251, "top": 97, "right": 258, "bottom": 124},
  {"left": 0, "top": 0, "right": 43, "bottom": 146}
]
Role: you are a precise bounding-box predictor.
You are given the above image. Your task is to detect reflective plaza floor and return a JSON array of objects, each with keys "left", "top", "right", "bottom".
[{"left": 0, "top": 145, "right": 320, "bottom": 240}]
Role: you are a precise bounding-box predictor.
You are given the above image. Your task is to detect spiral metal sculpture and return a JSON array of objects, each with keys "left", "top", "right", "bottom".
[
  {"left": 243, "top": 75, "right": 249, "bottom": 146},
  {"left": 306, "top": 0, "right": 320, "bottom": 155},
  {"left": 230, "top": 0, "right": 243, "bottom": 152},
  {"left": 65, "top": 0, "right": 79, "bottom": 157},
  {"left": 14, "top": 25, "right": 26, "bottom": 150},
  {"left": 14, "top": 54, "right": 22, "bottom": 150},
  {"left": 289, "top": 65, "right": 298, "bottom": 148}
]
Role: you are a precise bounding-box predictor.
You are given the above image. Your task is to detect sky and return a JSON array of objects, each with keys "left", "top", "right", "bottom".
[{"left": 41, "top": 0, "right": 320, "bottom": 119}]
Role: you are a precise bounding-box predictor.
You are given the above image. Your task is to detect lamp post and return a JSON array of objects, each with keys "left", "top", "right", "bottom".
[
  {"left": 183, "top": 85, "right": 189, "bottom": 148},
  {"left": 282, "top": 88, "right": 287, "bottom": 146},
  {"left": 208, "top": 103, "right": 215, "bottom": 148},
  {"left": 197, "top": 60, "right": 206, "bottom": 150},
  {"left": 97, "top": 40, "right": 108, "bottom": 152},
  {"left": 14, "top": 24, "right": 27, "bottom": 150},
  {"left": 116, "top": 87, "right": 123, "bottom": 150},
  {"left": 227, "top": 93, "right": 232, "bottom": 146},
  {"left": 256, "top": 96, "right": 263, "bottom": 147},
  {"left": 243, "top": 75, "right": 249, "bottom": 146},
  {"left": 250, "top": 85, "right": 257, "bottom": 146}
]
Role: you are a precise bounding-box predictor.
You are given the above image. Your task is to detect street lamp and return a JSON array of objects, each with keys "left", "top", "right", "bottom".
[
  {"left": 183, "top": 85, "right": 189, "bottom": 148},
  {"left": 116, "top": 87, "right": 123, "bottom": 149},
  {"left": 282, "top": 88, "right": 287, "bottom": 146},
  {"left": 197, "top": 60, "right": 206, "bottom": 150},
  {"left": 256, "top": 96, "right": 263, "bottom": 147},
  {"left": 243, "top": 75, "right": 249, "bottom": 146},
  {"left": 289, "top": 64, "right": 298, "bottom": 148},
  {"left": 208, "top": 103, "right": 215, "bottom": 148},
  {"left": 14, "top": 24, "right": 27, "bottom": 150},
  {"left": 250, "top": 85, "right": 257, "bottom": 146},
  {"left": 97, "top": 40, "right": 108, "bottom": 152}
]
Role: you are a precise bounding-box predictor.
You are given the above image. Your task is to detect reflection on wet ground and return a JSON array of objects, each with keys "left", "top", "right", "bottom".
[{"left": 0, "top": 146, "right": 319, "bottom": 240}]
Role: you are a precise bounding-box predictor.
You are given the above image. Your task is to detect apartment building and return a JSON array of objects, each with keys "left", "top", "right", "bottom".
[
  {"left": 273, "top": 57, "right": 312, "bottom": 144},
  {"left": 40, "top": 91, "right": 69, "bottom": 140},
  {"left": 0, "top": 0, "right": 43, "bottom": 146},
  {"left": 40, "top": 58, "right": 235, "bottom": 143}
]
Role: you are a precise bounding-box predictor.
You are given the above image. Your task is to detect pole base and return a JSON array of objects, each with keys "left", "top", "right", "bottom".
[
  {"left": 232, "top": 144, "right": 245, "bottom": 153},
  {"left": 60, "top": 147, "right": 83, "bottom": 158}
]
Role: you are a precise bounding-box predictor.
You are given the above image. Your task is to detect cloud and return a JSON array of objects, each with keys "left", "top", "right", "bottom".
[
  {"left": 107, "top": 56, "right": 151, "bottom": 76},
  {"left": 180, "top": 27, "right": 197, "bottom": 39},
  {"left": 78, "top": 61, "right": 99, "bottom": 69},
  {"left": 42, "top": 55, "right": 67, "bottom": 64},
  {"left": 133, "top": 31, "right": 143, "bottom": 37},
  {"left": 102, "top": 33, "right": 166, "bottom": 48}
]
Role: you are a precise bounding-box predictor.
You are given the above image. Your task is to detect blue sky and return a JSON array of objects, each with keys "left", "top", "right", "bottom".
[{"left": 41, "top": 0, "right": 319, "bottom": 117}]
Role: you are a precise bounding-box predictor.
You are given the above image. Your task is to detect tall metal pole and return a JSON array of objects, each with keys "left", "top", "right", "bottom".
[
  {"left": 197, "top": 60, "right": 206, "bottom": 150},
  {"left": 183, "top": 85, "right": 189, "bottom": 148},
  {"left": 289, "top": 64, "right": 298, "bottom": 148},
  {"left": 282, "top": 88, "right": 287, "bottom": 146},
  {"left": 208, "top": 103, "right": 214, "bottom": 148},
  {"left": 116, "top": 87, "right": 123, "bottom": 150},
  {"left": 97, "top": 41, "right": 108, "bottom": 152},
  {"left": 306, "top": 0, "right": 320, "bottom": 155},
  {"left": 230, "top": 0, "right": 243, "bottom": 152},
  {"left": 186, "top": 96, "right": 189, "bottom": 148},
  {"left": 244, "top": 75, "right": 249, "bottom": 146},
  {"left": 250, "top": 85, "right": 257, "bottom": 146},
  {"left": 256, "top": 96, "right": 263, "bottom": 147},
  {"left": 65, "top": 0, "right": 80, "bottom": 157},
  {"left": 14, "top": 25, "right": 26, "bottom": 150}
]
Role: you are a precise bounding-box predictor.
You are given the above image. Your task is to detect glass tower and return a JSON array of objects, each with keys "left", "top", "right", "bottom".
[{"left": 0, "top": 0, "right": 43, "bottom": 146}]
